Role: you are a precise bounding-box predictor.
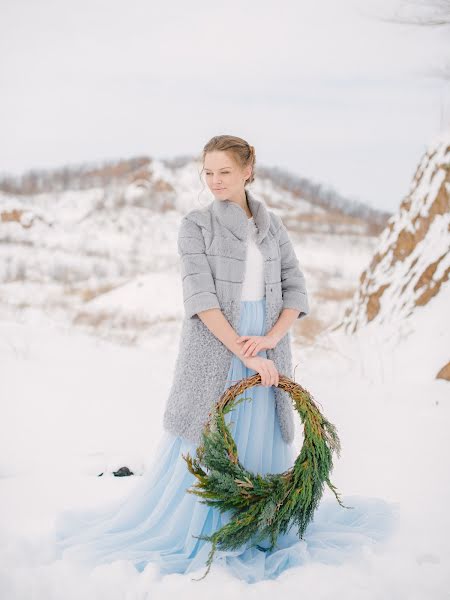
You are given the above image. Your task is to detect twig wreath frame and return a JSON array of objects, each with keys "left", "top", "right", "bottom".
[{"left": 182, "top": 373, "right": 353, "bottom": 581}]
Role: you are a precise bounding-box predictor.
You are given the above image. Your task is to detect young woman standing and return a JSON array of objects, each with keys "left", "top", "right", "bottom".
[{"left": 54, "top": 134, "right": 312, "bottom": 583}]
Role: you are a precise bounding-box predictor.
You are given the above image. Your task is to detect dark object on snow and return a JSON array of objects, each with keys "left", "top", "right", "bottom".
[
  {"left": 113, "top": 466, "right": 134, "bottom": 477},
  {"left": 96, "top": 466, "right": 134, "bottom": 477}
]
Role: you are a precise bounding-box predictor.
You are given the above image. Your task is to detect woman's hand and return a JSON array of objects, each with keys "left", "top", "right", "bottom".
[
  {"left": 241, "top": 355, "right": 279, "bottom": 387},
  {"left": 236, "top": 334, "right": 279, "bottom": 358}
]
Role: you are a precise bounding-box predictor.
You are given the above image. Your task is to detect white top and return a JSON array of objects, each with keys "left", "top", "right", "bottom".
[{"left": 241, "top": 217, "right": 265, "bottom": 300}]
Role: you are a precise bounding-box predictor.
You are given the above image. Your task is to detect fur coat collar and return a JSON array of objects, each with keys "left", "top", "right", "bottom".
[{"left": 211, "top": 190, "right": 271, "bottom": 244}]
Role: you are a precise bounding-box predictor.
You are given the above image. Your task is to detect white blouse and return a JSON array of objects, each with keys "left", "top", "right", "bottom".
[{"left": 241, "top": 217, "right": 265, "bottom": 300}]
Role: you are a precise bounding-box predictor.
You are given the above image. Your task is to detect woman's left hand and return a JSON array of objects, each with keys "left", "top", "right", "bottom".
[{"left": 236, "top": 334, "right": 279, "bottom": 357}]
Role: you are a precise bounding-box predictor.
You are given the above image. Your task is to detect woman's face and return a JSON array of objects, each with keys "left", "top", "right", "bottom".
[{"left": 203, "top": 151, "right": 252, "bottom": 200}]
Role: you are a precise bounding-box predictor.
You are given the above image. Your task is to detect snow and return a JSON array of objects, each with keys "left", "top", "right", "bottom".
[
  {"left": 0, "top": 146, "right": 448, "bottom": 596},
  {"left": 0, "top": 177, "right": 375, "bottom": 345},
  {"left": 0, "top": 275, "right": 448, "bottom": 598},
  {"left": 341, "top": 129, "right": 450, "bottom": 331}
]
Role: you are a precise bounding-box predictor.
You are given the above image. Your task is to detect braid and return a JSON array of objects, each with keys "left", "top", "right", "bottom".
[{"left": 246, "top": 144, "right": 255, "bottom": 185}]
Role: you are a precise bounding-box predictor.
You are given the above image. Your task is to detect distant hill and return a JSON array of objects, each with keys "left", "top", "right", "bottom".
[
  {"left": 0, "top": 155, "right": 389, "bottom": 236},
  {"left": 0, "top": 154, "right": 389, "bottom": 344}
]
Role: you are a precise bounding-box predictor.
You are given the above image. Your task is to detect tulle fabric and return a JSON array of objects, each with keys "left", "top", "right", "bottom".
[{"left": 53, "top": 299, "right": 399, "bottom": 583}]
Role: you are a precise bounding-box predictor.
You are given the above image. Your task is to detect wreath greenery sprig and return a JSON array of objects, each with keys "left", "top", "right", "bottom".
[{"left": 182, "top": 373, "right": 353, "bottom": 581}]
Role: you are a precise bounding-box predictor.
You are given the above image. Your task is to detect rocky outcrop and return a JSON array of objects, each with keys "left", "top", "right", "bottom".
[{"left": 337, "top": 131, "right": 450, "bottom": 334}]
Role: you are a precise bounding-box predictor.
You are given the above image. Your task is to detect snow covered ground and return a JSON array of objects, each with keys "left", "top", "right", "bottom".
[{"left": 0, "top": 275, "right": 448, "bottom": 599}]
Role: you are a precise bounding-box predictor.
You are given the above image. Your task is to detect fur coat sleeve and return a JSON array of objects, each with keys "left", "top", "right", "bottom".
[{"left": 177, "top": 215, "right": 221, "bottom": 319}]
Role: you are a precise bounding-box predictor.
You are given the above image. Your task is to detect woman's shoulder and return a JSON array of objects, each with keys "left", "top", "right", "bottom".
[
  {"left": 179, "top": 203, "right": 214, "bottom": 234},
  {"left": 267, "top": 210, "right": 285, "bottom": 235},
  {"left": 181, "top": 203, "right": 284, "bottom": 236}
]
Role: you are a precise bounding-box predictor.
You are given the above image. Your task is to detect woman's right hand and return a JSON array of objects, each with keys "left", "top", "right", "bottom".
[{"left": 241, "top": 355, "right": 279, "bottom": 387}]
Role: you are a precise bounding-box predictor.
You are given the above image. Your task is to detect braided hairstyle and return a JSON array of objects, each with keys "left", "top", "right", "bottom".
[{"left": 202, "top": 135, "right": 255, "bottom": 186}]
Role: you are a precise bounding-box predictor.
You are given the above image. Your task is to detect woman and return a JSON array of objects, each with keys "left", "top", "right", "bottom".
[
  {"left": 162, "top": 135, "right": 310, "bottom": 452},
  {"left": 53, "top": 136, "right": 392, "bottom": 583}
]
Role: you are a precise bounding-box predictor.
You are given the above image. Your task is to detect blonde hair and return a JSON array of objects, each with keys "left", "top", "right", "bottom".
[{"left": 202, "top": 135, "right": 256, "bottom": 185}]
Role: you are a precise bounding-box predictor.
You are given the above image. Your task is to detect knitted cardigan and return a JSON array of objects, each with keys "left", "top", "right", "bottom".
[{"left": 162, "top": 189, "right": 310, "bottom": 446}]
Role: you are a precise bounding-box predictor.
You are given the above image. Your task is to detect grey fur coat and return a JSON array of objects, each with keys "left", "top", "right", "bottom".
[{"left": 162, "top": 189, "right": 310, "bottom": 446}]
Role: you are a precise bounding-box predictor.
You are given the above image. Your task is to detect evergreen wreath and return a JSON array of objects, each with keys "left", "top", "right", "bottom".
[{"left": 182, "top": 373, "right": 353, "bottom": 580}]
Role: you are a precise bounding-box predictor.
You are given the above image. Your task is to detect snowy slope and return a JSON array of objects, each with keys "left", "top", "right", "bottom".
[
  {"left": 0, "top": 150, "right": 450, "bottom": 600},
  {"left": 0, "top": 161, "right": 379, "bottom": 344},
  {"left": 1, "top": 151, "right": 448, "bottom": 598},
  {"left": 338, "top": 130, "right": 450, "bottom": 331},
  {"left": 335, "top": 130, "right": 450, "bottom": 381},
  {"left": 0, "top": 288, "right": 448, "bottom": 598}
]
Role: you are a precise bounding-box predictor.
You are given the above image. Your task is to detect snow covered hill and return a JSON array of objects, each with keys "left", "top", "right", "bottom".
[
  {"left": 0, "top": 240, "right": 449, "bottom": 600},
  {"left": 0, "top": 148, "right": 448, "bottom": 599},
  {"left": 0, "top": 158, "right": 383, "bottom": 344},
  {"left": 334, "top": 130, "right": 450, "bottom": 381}
]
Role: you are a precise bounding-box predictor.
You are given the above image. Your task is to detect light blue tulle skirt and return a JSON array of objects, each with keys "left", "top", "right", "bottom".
[{"left": 53, "top": 298, "right": 399, "bottom": 583}]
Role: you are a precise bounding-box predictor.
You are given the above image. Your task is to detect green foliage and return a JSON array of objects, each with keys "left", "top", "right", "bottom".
[{"left": 182, "top": 378, "right": 352, "bottom": 580}]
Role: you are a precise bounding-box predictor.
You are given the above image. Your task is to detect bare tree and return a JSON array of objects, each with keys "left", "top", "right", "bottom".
[
  {"left": 367, "top": 0, "right": 450, "bottom": 80},
  {"left": 385, "top": 0, "right": 450, "bottom": 27}
]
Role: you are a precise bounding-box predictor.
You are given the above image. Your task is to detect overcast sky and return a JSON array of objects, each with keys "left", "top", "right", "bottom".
[{"left": 1, "top": 0, "right": 449, "bottom": 212}]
